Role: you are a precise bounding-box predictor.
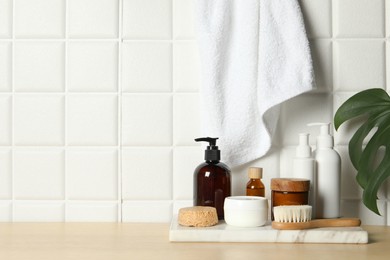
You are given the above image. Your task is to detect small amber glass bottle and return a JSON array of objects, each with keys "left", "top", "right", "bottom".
[
  {"left": 246, "top": 167, "right": 265, "bottom": 197},
  {"left": 271, "top": 178, "right": 310, "bottom": 220}
]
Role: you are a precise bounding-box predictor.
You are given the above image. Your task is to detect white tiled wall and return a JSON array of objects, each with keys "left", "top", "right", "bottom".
[{"left": 0, "top": 0, "right": 389, "bottom": 225}]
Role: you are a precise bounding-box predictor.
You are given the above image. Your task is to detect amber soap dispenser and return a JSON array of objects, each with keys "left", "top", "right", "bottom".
[{"left": 193, "top": 137, "right": 231, "bottom": 220}]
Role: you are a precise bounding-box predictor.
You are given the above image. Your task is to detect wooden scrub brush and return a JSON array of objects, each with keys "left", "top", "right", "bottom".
[{"left": 272, "top": 205, "right": 361, "bottom": 230}]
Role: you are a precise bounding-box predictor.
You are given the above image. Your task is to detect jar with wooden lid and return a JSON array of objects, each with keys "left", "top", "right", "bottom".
[{"left": 271, "top": 178, "right": 310, "bottom": 220}]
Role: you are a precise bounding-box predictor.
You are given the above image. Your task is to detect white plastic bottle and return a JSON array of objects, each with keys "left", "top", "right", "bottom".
[
  {"left": 308, "top": 123, "right": 341, "bottom": 219},
  {"left": 292, "top": 133, "right": 316, "bottom": 217}
]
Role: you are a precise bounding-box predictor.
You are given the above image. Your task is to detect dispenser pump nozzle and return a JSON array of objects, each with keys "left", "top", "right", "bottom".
[
  {"left": 307, "top": 123, "right": 334, "bottom": 148},
  {"left": 195, "top": 137, "right": 221, "bottom": 162}
]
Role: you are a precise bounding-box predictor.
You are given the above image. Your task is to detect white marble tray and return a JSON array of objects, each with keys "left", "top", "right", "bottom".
[{"left": 169, "top": 216, "right": 368, "bottom": 244}]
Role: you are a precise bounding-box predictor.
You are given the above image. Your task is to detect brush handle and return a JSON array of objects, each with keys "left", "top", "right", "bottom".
[
  {"left": 272, "top": 218, "right": 361, "bottom": 230},
  {"left": 310, "top": 218, "right": 361, "bottom": 228}
]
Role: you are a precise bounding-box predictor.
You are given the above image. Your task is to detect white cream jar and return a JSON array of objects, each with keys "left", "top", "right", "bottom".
[{"left": 224, "top": 196, "right": 268, "bottom": 227}]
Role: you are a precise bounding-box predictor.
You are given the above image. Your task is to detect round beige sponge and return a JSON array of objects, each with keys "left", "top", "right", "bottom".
[{"left": 178, "top": 206, "right": 218, "bottom": 227}]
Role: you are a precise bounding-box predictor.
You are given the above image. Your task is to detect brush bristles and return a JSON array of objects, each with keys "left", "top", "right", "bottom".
[{"left": 273, "top": 205, "right": 312, "bottom": 223}]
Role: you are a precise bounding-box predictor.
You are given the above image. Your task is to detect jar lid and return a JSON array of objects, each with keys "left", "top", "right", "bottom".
[
  {"left": 271, "top": 178, "right": 310, "bottom": 192},
  {"left": 224, "top": 196, "right": 268, "bottom": 211},
  {"left": 248, "top": 167, "right": 262, "bottom": 179}
]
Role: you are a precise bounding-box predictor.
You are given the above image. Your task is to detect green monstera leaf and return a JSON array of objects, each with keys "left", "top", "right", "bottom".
[{"left": 334, "top": 88, "right": 390, "bottom": 215}]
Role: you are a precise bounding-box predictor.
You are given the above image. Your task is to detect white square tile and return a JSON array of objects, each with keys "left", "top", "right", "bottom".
[
  {"left": 122, "top": 201, "right": 172, "bottom": 222},
  {"left": 14, "top": 149, "right": 64, "bottom": 199},
  {"left": 68, "top": 0, "right": 119, "bottom": 38},
  {"left": 122, "top": 42, "right": 172, "bottom": 92},
  {"left": 341, "top": 199, "right": 386, "bottom": 225},
  {"left": 173, "top": 94, "right": 200, "bottom": 146},
  {"left": 232, "top": 148, "right": 279, "bottom": 199},
  {"left": 173, "top": 147, "right": 202, "bottom": 200},
  {"left": 14, "top": 95, "right": 64, "bottom": 145},
  {"left": 0, "top": 149, "right": 11, "bottom": 199},
  {"left": 15, "top": 0, "right": 65, "bottom": 38},
  {"left": 280, "top": 93, "right": 333, "bottom": 146},
  {"left": 14, "top": 42, "right": 65, "bottom": 92},
  {"left": 122, "top": 148, "right": 172, "bottom": 200},
  {"left": 310, "top": 40, "right": 332, "bottom": 92},
  {"left": 66, "top": 202, "right": 118, "bottom": 222},
  {"left": 123, "top": 0, "right": 172, "bottom": 39},
  {"left": 173, "top": 42, "right": 200, "bottom": 92},
  {"left": 66, "top": 149, "right": 118, "bottom": 200},
  {"left": 67, "top": 42, "right": 118, "bottom": 92},
  {"left": 299, "top": 0, "right": 332, "bottom": 38},
  {"left": 0, "top": 202, "right": 12, "bottom": 222},
  {"left": 0, "top": 42, "right": 11, "bottom": 92},
  {"left": 66, "top": 95, "right": 117, "bottom": 145},
  {"left": 334, "top": 40, "right": 385, "bottom": 91},
  {"left": 173, "top": 0, "right": 196, "bottom": 39},
  {"left": 0, "top": 95, "right": 11, "bottom": 145},
  {"left": 13, "top": 202, "right": 64, "bottom": 222},
  {"left": 0, "top": 0, "right": 12, "bottom": 38},
  {"left": 122, "top": 95, "right": 172, "bottom": 146},
  {"left": 334, "top": 0, "right": 385, "bottom": 38}
]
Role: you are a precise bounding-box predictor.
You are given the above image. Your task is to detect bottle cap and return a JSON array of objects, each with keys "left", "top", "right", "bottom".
[
  {"left": 248, "top": 167, "right": 262, "bottom": 179},
  {"left": 296, "top": 133, "right": 311, "bottom": 158}
]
